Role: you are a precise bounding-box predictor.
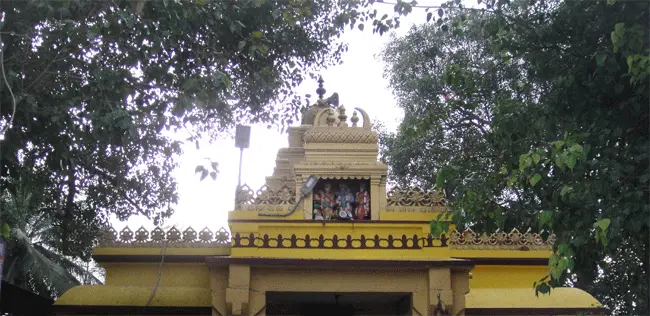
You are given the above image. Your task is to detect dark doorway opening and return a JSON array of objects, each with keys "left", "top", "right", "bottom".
[{"left": 265, "top": 292, "right": 412, "bottom": 316}]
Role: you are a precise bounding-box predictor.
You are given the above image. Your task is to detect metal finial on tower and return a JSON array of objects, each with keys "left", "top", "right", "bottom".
[{"left": 316, "top": 76, "right": 326, "bottom": 99}]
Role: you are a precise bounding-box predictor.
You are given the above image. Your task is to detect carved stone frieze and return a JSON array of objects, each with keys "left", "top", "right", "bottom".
[
  {"left": 236, "top": 204, "right": 292, "bottom": 212},
  {"left": 100, "top": 226, "right": 231, "bottom": 247},
  {"left": 385, "top": 206, "right": 441, "bottom": 213},
  {"left": 449, "top": 228, "right": 555, "bottom": 250},
  {"left": 235, "top": 184, "right": 296, "bottom": 206},
  {"left": 387, "top": 187, "right": 447, "bottom": 207},
  {"left": 303, "top": 128, "right": 379, "bottom": 144},
  {"left": 302, "top": 161, "right": 382, "bottom": 166}
]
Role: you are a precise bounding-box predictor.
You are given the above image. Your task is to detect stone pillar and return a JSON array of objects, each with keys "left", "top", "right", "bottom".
[
  {"left": 370, "top": 177, "right": 381, "bottom": 220},
  {"left": 429, "top": 268, "right": 454, "bottom": 315},
  {"left": 209, "top": 267, "right": 228, "bottom": 316},
  {"left": 225, "top": 264, "right": 250, "bottom": 316},
  {"left": 379, "top": 175, "right": 387, "bottom": 216},
  {"left": 303, "top": 192, "right": 313, "bottom": 220},
  {"left": 451, "top": 269, "right": 471, "bottom": 315},
  {"left": 294, "top": 175, "right": 309, "bottom": 219}
]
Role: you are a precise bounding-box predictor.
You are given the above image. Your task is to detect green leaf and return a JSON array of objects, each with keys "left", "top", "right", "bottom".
[
  {"left": 554, "top": 155, "right": 565, "bottom": 170},
  {"left": 426, "top": 12, "right": 432, "bottom": 22},
  {"left": 532, "top": 153, "right": 541, "bottom": 164},
  {"left": 437, "top": 8, "right": 443, "bottom": 17},
  {"left": 594, "top": 218, "right": 611, "bottom": 232},
  {"left": 2, "top": 224, "right": 10, "bottom": 239},
  {"left": 607, "top": 0, "right": 616, "bottom": 5},
  {"left": 565, "top": 154, "right": 577, "bottom": 169},
  {"left": 195, "top": 165, "right": 205, "bottom": 174},
  {"left": 358, "top": 23, "right": 364, "bottom": 31},
  {"left": 539, "top": 210, "right": 553, "bottom": 227},
  {"left": 430, "top": 220, "right": 450, "bottom": 237},
  {"left": 596, "top": 54, "right": 607, "bottom": 67},
  {"left": 519, "top": 154, "right": 532, "bottom": 171},
  {"left": 560, "top": 185, "right": 572, "bottom": 196},
  {"left": 569, "top": 144, "right": 583, "bottom": 153},
  {"left": 529, "top": 173, "right": 542, "bottom": 186}
]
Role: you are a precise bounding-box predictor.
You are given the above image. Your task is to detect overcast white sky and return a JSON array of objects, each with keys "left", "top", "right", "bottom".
[{"left": 113, "top": 3, "right": 436, "bottom": 232}]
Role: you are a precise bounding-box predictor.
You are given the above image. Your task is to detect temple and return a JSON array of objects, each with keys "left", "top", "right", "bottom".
[{"left": 54, "top": 82, "right": 606, "bottom": 315}]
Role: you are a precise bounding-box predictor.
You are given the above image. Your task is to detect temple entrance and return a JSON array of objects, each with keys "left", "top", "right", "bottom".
[{"left": 265, "top": 292, "right": 412, "bottom": 316}]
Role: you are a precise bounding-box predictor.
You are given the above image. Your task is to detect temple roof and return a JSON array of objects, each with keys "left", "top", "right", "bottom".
[
  {"left": 56, "top": 285, "right": 605, "bottom": 313},
  {"left": 466, "top": 288, "right": 605, "bottom": 312}
]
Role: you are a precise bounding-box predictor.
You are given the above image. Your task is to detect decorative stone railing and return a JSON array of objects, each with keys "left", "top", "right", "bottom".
[
  {"left": 230, "top": 228, "right": 554, "bottom": 251},
  {"left": 100, "top": 226, "right": 231, "bottom": 247},
  {"left": 99, "top": 226, "right": 554, "bottom": 251},
  {"left": 235, "top": 184, "right": 296, "bottom": 207}
]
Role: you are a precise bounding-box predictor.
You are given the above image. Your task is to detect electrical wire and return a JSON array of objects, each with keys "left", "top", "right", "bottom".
[{"left": 144, "top": 239, "right": 169, "bottom": 309}]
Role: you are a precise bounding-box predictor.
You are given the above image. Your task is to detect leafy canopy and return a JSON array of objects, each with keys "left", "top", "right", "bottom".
[{"left": 380, "top": 0, "right": 649, "bottom": 314}]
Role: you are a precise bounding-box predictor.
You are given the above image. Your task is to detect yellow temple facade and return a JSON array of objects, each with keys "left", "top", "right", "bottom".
[{"left": 54, "top": 91, "right": 606, "bottom": 315}]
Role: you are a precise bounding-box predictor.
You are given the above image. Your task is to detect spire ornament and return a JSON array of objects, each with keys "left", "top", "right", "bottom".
[
  {"left": 351, "top": 111, "right": 359, "bottom": 127},
  {"left": 337, "top": 105, "right": 348, "bottom": 127},
  {"left": 316, "top": 76, "right": 326, "bottom": 100}
]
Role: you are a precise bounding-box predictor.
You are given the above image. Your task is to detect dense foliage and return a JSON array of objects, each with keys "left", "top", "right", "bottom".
[{"left": 380, "top": 0, "right": 649, "bottom": 314}]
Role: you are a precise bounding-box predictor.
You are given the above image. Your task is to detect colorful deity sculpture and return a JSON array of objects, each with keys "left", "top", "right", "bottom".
[
  {"left": 320, "top": 182, "right": 336, "bottom": 219},
  {"left": 313, "top": 190, "right": 324, "bottom": 220},
  {"left": 336, "top": 183, "right": 355, "bottom": 219},
  {"left": 355, "top": 183, "right": 370, "bottom": 220}
]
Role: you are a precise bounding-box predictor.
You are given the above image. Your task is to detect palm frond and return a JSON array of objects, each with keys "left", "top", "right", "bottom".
[
  {"left": 33, "top": 244, "right": 103, "bottom": 285},
  {"left": 5, "top": 228, "right": 80, "bottom": 296}
]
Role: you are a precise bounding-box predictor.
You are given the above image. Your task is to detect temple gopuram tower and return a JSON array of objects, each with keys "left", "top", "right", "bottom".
[{"left": 54, "top": 82, "right": 605, "bottom": 316}]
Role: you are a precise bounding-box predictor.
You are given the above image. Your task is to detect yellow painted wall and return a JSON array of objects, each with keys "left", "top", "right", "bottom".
[
  {"left": 103, "top": 263, "right": 211, "bottom": 287},
  {"left": 469, "top": 265, "right": 549, "bottom": 288},
  {"left": 56, "top": 263, "right": 230, "bottom": 309}
]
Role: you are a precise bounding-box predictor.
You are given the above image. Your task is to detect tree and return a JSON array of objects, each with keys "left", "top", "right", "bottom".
[
  {"left": 1, "top": 164, "right": 102, "bottom": 298},
  {"left": 380, "top": 0, "right": 649, "bottom": 314}
]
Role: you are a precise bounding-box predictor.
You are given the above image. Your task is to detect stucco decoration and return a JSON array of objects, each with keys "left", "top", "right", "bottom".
[
  {"left": 303, "top": 127, "right": 379, "bottom": 143},
  {"left": 302, "top": 161, "right": 382, "bottom": 166},
  {"left": 449, "top": 228, "right": 555, "bottom": 250},
  {"left": 237, "top": 204, "right": 292, "bottom": 212},
  {"left": 385, "top": 206, "right": 442, "bottom": 213},
  {"left": 235, "top": 183, "right": 296, "bottom": 206},
  {"left": 101, "top": 226, "right": 231, "bottom": 247},
  {"left": 387, "top": 187, "right": 447, "bottom": 207}
]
